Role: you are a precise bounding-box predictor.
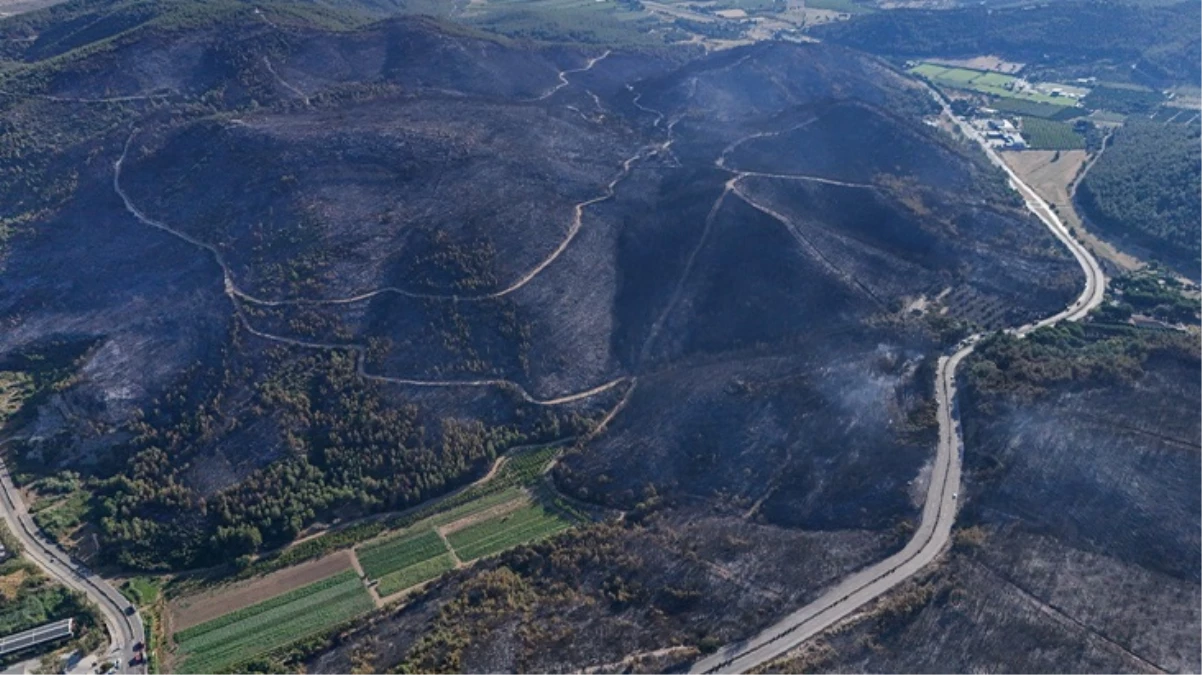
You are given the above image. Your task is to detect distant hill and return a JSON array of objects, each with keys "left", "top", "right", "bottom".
[{"left": 811, "top": 0, "right": 1202, "bottom": 87}]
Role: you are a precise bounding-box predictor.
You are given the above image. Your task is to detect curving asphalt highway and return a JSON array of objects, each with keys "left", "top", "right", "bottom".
[
  {"left": 690, "top": 88, "right": 1105, "bottom": 674},
  {"left": 0, "top": 457, "right": 145, "bottom": 674}
]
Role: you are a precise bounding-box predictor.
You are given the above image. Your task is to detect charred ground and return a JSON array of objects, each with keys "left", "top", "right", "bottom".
[
  {"left": 0, "top": 1, "right": 1124, "bottom": 671},
  {"left": 762, "top": 325, "right": 1200, "bottom": 674}
]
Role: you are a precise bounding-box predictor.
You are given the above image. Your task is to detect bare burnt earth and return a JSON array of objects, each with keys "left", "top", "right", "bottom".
[{"left": 762, "top": 334, "right": 1201, "bottom": 674}]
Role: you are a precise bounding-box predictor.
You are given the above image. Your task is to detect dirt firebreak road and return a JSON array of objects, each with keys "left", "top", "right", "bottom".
[{"left": 689, "top": 89, "right": 1105, "bottom": 674}]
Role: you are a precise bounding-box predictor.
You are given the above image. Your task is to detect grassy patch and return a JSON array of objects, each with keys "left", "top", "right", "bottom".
[
  {"left": 30, "top": 489, "right": 90, "bottom": 540},
  {"left": 375, "top": 552, "right": 458, "bottom": 597},
  {"left": 1088, "top": 110, "right": 1127, "bottom": 124},
  {"left": 446, "top": 502, "right": 574, "bottom": 562},
  {"left": 1019, "top": 117, "right": 1085, "bottom": 150},
  {"left": 122, "top": 576, "right": 162, "bottom": 607},
  {"left": 174, "top": 570, "right": 373, "bottom": 674},
  {"left": 226, "top": 442, "right": 566, "bottom": 584},
  {"left": 356, "top": 529, "right": 448, "bottom": 581}
]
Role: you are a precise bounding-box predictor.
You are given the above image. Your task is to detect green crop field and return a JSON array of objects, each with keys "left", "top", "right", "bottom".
[
  {"left": 1019, "top": 117, "right": 1085, "bottom": 150},
  {"left": 937, "top": 67, "right": 980, "bottom": 83},
  {"left": 356, "top": 529, "right": 449, "bottom": 580},
  {"left": 803, "top": 0, "right": 874, "bottom": 13},
  {"left": 973, "top": 72, "right": 1015, "bottom": 87},
  {"left": 346, "top": 443, "right": 575, "bottom": 598},
  {"left": 175, "top": 571, "right": 374, "bottom": 674},
  {"left": 375, "top": 552, "right": 458, "bottom": 597},
  {"left": 909, "top": 63, "right": 1078, "bottom": 108},
  {"left": 447, "top": 503, "right": 574, "bottom": 562},
  {"left": 909, "top": 63, "right": 948, "bottom": 78}
]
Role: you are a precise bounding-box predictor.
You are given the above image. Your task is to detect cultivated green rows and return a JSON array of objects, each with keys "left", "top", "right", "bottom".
[
  {"left": 352, "top": 441, "right": 569, "bottom": 593},
  {"left": 176, "top": 571, "right": 374, "bottom": 674},
  {"left": 376, "top": 552, "right": 458, "bottom": 597},
  {"left": 1019, "top": 117, "right": 1085, "bottom": 150},
  {"left": 447, "top": 503, "right": 573, "bottom": 562},
  {"left": 356, "top": 497, "right": 575, "bottom": 596},
  {"left": 357, "top": 529, "right": 448, "bottom": 580}
]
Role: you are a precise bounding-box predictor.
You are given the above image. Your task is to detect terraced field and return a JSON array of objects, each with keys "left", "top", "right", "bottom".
[{"left": 174, "top": 571, "right": 374, "bottom": 674}]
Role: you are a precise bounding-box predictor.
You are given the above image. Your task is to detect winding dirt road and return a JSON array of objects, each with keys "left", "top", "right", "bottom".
[
  {"left": 689, "top": 90, "right": 1105, "bottom": 674},
  {"left": 530, "top": 50, "right": 612, "bottom": 102},
  {"left": 111, "top": 47, "right": 643, "bottom": 406}
]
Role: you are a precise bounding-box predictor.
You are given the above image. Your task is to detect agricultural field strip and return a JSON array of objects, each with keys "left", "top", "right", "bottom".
[
  {"left": 176, "top": 571, "right": 362, "bottom": 647},
  {"left": 178, "top": 591, "right": 374, "bottom": 673},
  {"left": 353, "top": 495, "right": 572, "bottom": 596},
  {"left": 909, "top": 62, "right": 1069, "bottom": 106},
  {"left": 176, "top": 573, "right": 374, "bottom": 673},
  {"left": 353, "top": 443, "right": 562, "bottom": 579},
  {"left": 376, "top": 553, "right": 458, "bottom": 598},
  {"left": 357, "top": 529, "right": 450, "bottom": 580},
  {"left": 446, "top": 504, "right": 573, "bottom": 561}
]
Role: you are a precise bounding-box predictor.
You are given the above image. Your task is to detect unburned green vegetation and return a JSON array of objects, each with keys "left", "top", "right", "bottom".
[
  {"left": 1019, "top": 117, "right": 1085, "bottom": 150},
  {"left": 446, "top": 502, "right": 575, "bottom": 562},
  {"left": 357, "top": 529, "right": 448, "bottom": 581},
  {"left": 802, "top": 0, "right": 873, "bottom": 13},
  {"left": 1077, "top": 119, "right": 1201, "bottom": 275},
  {"left": 965, "top": 321, "right": 1198, "bottom": 403},
  {"left": 174, "top": 570, "right": 374, "bottom": 674},
  {"left": 350, "top": 442, "right": 578, "bottom": 598},
  {"left": 0, "top": 523, "right": 105, "bottom": 667},
  {"left": 907, "top": 62, "right": 1077, "bottom": 112},
  {"left": 1082, "top": 85, "right": 1166, "bottom": 115},
  {"left": 376, "top": 552, "right": 458, "bottom": 597},
  {"left": 1108, "top": 270, "right": 1200, "bottom": 325}
]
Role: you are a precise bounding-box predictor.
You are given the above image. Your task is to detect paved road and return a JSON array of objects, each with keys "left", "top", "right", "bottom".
[
  {"left": 690, "top": 90, "right": 1105, "bottom": 674},
  {"left": 0, "top": 458, "right": 144, "bottom": 673}
]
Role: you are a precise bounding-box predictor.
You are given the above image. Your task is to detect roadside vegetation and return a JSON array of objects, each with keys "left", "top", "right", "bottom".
[
  {"left": 965, "top": 321, "right": 1198, "bottom": 403},
  {"left": 0, "top": 522, "right": 106, "bottom": 668}
]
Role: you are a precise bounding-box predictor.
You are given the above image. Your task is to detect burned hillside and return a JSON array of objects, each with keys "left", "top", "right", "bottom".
[{"left": 0, "top": 3, "right": 1109, "bottom": 670}]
